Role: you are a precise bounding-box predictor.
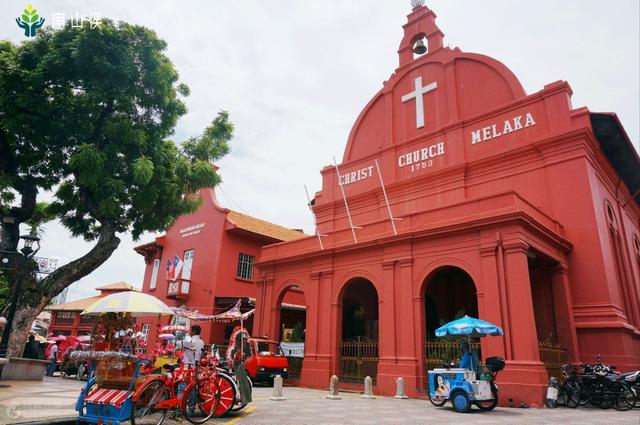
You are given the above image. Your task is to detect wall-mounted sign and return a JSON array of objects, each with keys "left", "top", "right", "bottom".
[
  {"left": 471, "top": 112, "right": 536, "bottom": 145},
  {"left": 339, "top": 165, "right": 374, "bottom": 186},
  {"left": 35, "top": 256, "right": 58, "bottom": 274},
  {"left": 280, "top": 342, "right": 304, "bottom": 358},
  {"left": 180, "top": 223, "right": 205, "bottom": 237},
  {"left": 398, "top": 141, "right": 446, "bottom": 172}
]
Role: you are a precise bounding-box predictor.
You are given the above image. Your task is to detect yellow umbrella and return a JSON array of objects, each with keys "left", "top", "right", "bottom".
[{"left": 81, "top": 291, "right": 174, "bottom": 316}]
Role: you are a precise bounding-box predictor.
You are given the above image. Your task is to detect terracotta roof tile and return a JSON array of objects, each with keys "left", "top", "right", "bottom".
[
  {"left": 95, "top": 281, "right": 139, "bottom": 292},
  {"left": 227, "top": 211, "right": 307, "bottom": 242},
  {"left": 47, "top": 295, "right": 104, "bottom": 312}
]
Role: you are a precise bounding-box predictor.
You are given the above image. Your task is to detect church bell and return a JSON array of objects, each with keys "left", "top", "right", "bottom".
[{"left": 413, "top": 39, "right": 427, "bottom": 55}]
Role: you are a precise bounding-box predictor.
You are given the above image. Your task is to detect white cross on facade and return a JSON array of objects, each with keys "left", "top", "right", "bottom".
[{"left": 401, "top": 76, "right": 437, "bottom": 128}]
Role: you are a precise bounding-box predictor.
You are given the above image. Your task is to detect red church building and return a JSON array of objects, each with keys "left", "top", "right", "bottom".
[
  {"left": 135, "top": 187, "right": 306, "bottom": 347},
  {"left": 253, "top": 4, "right": 640, "bottom": 406}
]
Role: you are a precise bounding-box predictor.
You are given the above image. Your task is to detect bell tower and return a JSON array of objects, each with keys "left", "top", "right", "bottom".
[{"left": 398, "top": 1, "right": 444, "bottom": 67}]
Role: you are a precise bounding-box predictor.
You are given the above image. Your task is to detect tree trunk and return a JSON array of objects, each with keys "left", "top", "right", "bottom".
[{"left": 3, "top": 225, "right": 120, "bottom": 357}]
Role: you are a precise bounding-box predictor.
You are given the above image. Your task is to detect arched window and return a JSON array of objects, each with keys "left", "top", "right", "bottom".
[
  {"left": 633, "top": 235, "right": 640, "bottom": 284},
  {"left": 605, "top": 201, "right": 634, "bottom": 326}
]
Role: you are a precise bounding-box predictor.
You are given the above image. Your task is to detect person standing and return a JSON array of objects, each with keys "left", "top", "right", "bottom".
[
  {"left": 177, "top": 325, "right": 205, "bottom": 368},
  {"left": 23, "top": 335, "right": 43, "bottom": 359},
  {"left": 46, "top": 341, "right": 61, "bottom": 377},
  {"left": 458, "top": 340, "right": 478, "bottom": 371},
  {"left": 176, "top": 325, "right": 205, "bottom": 415}
]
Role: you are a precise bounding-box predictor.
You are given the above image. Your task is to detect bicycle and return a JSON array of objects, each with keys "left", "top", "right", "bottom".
[{"left": 131, "top": 361, "right": 220, "bottom": 424}]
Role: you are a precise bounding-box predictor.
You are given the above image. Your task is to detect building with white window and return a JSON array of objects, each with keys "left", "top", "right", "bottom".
[{"left": 134, "top": 186, "right": 307, "bottom": 347}]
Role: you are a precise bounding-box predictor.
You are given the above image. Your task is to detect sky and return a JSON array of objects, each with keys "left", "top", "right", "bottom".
[{"left": 0, "top": 0, "right": 638, "bottom": 302}]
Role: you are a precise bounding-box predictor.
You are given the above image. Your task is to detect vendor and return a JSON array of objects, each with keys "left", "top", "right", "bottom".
[{"left": 459, "top": 340, "right": 478, "bottom": 370}]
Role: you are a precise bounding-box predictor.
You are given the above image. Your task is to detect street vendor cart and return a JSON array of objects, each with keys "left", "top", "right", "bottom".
[{"left": 428, "top": 316, "right": 505, "bottom": 413}]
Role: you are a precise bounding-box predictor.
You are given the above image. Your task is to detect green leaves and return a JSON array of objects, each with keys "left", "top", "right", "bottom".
[
  {"left": 1, "top": 19, "right": 232, "bottom": 242},
  {"left": 132, "top": 157, "right": 154, "bottom": 185},
  {"left": 182, "top": 111, "right": 233, "bottom": 163}
]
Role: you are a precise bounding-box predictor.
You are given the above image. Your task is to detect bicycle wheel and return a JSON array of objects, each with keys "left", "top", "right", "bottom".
[
  {"left": 181, "top": 377, "right": 221, "bottom": 424},
  {"left": 131, "top": 381, "right": 170, "bottom": 425},
  {"left": 611, "top": 381, "right": 635, "bottom": 411},
  {"left": 213, "top": 374, "right": 236, "bottom": 417},
  {"left": 230, "top": 375, "right": 252, "bottom": 412},
  {"left": 561, "top": 381, "right": 580, "bottom": 408}
]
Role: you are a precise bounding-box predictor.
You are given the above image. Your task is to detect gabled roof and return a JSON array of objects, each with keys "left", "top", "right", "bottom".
[
  {"left": 96, "top": 281, "right": 139, "bottom": 292},
  {"left": 227, "top": 211, "right": 307, "bottom": 242},
  {"left": 47, "top": 282, "right": 138, "bottom": 312},
  {"left": 47, "top": 295, "right": 103, "bottom": 312}
]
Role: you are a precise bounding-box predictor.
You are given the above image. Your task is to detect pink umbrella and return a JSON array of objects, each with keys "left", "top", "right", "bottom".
[
  {"left": 161, "top": 325, "right": 189, "bottom": 333},
  {"left": 158, "top": 333, "right": 175, "bottom": 340}
]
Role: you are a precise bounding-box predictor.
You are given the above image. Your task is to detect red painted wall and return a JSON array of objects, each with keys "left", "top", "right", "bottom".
[
  {"left": 137, "top": 188, "right": 305, "bottom": 348},
  {"left": 253, "top": 5, "right": 640, "bottom": 407}
]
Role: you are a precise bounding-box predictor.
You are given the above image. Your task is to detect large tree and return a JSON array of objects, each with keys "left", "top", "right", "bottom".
[{"left": 0, "top": 20, "right": 232, "bottom": 356}]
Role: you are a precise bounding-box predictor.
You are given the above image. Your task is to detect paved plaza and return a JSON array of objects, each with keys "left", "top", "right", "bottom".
[{"left": 1, "top": 377, "right": 638, "bottom": 425}]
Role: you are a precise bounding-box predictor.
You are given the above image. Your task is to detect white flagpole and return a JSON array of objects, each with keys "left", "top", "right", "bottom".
[
  {"left": 304, "top": 185, "right": 325, "bottom": 250},
  {"left": 374, "top": 159, "right": 398, "bottom": 236},
  {"left": 333, "top": 157, "right": 358, "bottom": 244}
]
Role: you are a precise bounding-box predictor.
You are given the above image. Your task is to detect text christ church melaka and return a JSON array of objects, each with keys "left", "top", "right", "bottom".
[{"left": 253, "top": 4, "right": 640, "bottom": 406}]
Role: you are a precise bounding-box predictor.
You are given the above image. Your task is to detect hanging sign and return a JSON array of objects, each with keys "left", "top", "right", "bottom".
[{"left": 280, "top": 342, "right": 304, "bottom": 358}]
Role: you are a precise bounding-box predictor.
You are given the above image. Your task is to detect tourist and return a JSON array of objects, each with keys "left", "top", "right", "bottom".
[
  {"left": 459, "top": 340, "right": 478, "bottom": 370},
  {"left": 22, "top": 335, "right": 43, "bottom": 359},
  {"left": 175, "top": 325, "right": 205, "bottom": 415},
  {"left": 46, "top": 340, "right": 61, "bottom": 377}
]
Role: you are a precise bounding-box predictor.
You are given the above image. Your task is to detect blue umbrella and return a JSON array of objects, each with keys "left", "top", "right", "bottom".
[
  {"left": 435, "top": 316, "right": 504, "bottom": 371},
  {"left": 435, "top": 315, "right": 504, "bottom": 338}
]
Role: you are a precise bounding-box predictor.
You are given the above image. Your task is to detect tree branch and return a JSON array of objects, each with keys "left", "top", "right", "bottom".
[{"left": 41, "top": 223, "right": 121, "bottom": 297}]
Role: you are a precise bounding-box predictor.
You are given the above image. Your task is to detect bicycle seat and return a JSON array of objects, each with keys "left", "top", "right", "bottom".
[{"left": 162, "top": 363, "right": 180, "bottom": 372}]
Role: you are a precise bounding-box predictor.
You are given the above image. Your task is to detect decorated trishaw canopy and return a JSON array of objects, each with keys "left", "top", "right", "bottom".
[
  {"left": 81, "top": 291, "right": 174, "bottom": 316},
  {"left": 172, "top": 299, "right": 255, "bottom": 322},
  {"left": 435, "top": 316, "right": 504, "bottom": 338}
]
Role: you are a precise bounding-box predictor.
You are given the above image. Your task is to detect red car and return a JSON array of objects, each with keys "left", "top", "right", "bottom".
[{"left": 244, "top": 337, "right": 288, "bottom": 383}]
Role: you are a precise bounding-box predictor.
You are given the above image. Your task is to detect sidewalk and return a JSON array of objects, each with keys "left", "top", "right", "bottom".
[
  {"left": 180, "top": 386, "right": 640, "bottom": 425},
  {"left": 1, "top": 379, "right": 638, "bottom": 425},
  {"left": 0, "top": 375, "right": 79, "bottom": 424}
]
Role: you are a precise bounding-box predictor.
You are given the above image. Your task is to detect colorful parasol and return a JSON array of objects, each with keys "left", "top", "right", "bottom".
[
  {"left": 81, "top": 291, "right": 174, "bottom": 316},
  {"left": 158, "top": 333, "right": 176, "bottom": 340},
  {"left": 435, "top": 316, "right": 504, "bottom": 371},
  {"left": 161, "top": 325, "right": 189, "bottom": 333}
]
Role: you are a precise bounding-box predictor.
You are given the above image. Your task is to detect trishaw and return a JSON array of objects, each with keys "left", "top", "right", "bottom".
[
  {"left": 73, "top": 351, "right": 142, "bottom": 425},
  {"left": 73, "top": 290, "right": 176, "bottom": 424},
  {"left": 428, "top": 316, "right": 505, "bottom": 413}
]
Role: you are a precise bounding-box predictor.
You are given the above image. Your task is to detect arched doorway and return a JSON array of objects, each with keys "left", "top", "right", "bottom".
[
  {"left": 339, "top": 278, "right": 379, "bottom": 383},
  {"left": 277, "top": 285, "right": 306, "bottom": 380},
  {"left": 423, "top": 266, "right": 479, "bottom": 373}
]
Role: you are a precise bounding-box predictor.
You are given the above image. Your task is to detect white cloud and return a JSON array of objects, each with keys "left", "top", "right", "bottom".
[{"left": 1, "top": 0, "right": 638, "bottom": 302}]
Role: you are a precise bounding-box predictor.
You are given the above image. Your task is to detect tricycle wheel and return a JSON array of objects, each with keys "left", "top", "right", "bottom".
[
  {"left": 429, "top": 394, "right": 446, "bottom": 407},
  {"left": 230, "top": 376, "right": 252, "bottom": 412},
  {"left": 451, "top": 390, "right": 471, "bottom": 413},
  {"left": 475, "top": 384, "right": 498, "bottom": 411},
  {"left": 131, "top": 380, "right": 169, "bottom": 425}
]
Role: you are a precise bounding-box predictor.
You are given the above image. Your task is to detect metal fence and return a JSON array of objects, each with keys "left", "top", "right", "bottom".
[
  {"left": 424, "top": 340, "right": 482, "bottom": 371},
  {"left": 538, "top": 340, "right": 568, "bottom": 381},
  {"left": 339, "top": 337, "right": 379, "bottom": 384}
]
